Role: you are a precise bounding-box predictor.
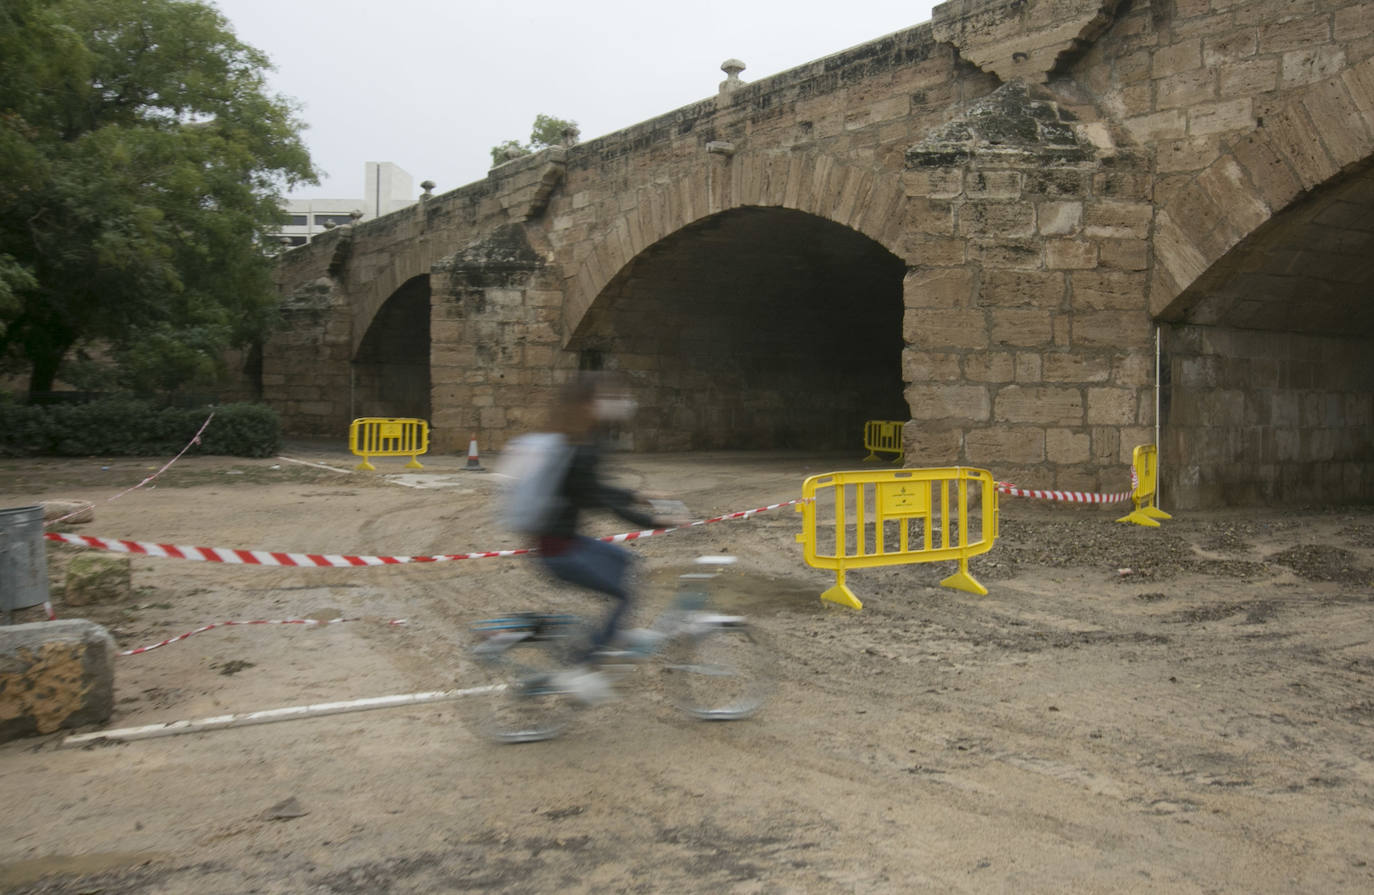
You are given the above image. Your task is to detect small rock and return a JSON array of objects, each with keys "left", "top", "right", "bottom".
[{"left": 265, "top": 797, "right": 309, "bottom": 820}]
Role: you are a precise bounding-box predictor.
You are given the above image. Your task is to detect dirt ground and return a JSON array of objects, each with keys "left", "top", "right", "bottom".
[{"left": 1, "top": 444, "right": 1372, "bottom": 894}]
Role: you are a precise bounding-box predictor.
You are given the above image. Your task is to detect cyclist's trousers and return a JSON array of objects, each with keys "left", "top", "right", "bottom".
[{"left": 538, "top": 536, "right": 633, "bottom": 661}]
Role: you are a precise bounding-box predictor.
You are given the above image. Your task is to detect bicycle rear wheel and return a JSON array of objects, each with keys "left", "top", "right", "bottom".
[
  {"left": 661, "top": 620, "right": 769, "bottom": 721},
  {"left": 464, "top": 630, "right": 576, "bottom": 743}
]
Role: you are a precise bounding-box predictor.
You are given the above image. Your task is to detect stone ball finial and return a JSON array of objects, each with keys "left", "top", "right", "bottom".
[
  {"left": 420, "top": 179, "right": 436, "bottom": 196},
  {"left": 719, "top": 58, "right": 746, "bottom": 94},
  {"left": 349, "top": 209, "right": 363, "bottom": 222}
]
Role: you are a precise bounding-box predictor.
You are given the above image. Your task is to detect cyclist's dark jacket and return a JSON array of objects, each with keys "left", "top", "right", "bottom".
[{"left": 536, "top": 441, "right": 657, "bottom": 555}]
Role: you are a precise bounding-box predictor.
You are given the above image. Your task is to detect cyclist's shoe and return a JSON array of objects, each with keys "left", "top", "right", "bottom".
[{"left": 550, "top": 666, "right": 615, "bottom": 706}]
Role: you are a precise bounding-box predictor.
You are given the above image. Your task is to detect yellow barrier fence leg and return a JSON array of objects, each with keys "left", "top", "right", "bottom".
[
  {"left": 1115, "top": 505, "right": 1162, "bottom": 528},
  {"left": 1142, "top": 505, "right": 1172, "bottom": 521},
  {"left": 820, "top": 568, "right": 863, "bottom": 610},
  {"left": 940, "top": 556, "right": 987, "bottom": 596},
  {"left": 405, "top": 454, "right": 424, "bottom": 469},
  {"left": 356, "top": 456, "right": 377, "bottom": 471}
]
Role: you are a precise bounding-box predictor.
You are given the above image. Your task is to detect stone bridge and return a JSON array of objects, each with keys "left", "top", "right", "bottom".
[{"left": 264, "top": 0, "right": 1374, "bottom": 508}]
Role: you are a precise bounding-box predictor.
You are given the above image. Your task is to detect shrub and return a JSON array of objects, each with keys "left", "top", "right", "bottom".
[{"left": 0, "top": 397, "right": 281, "bottom": 458}]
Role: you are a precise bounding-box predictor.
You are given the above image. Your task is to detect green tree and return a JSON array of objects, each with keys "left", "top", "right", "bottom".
[
  {"left": 0, "top": 0, "right": 317, "bottom": 397},
  {"left": 489, "top": 114, "right": 579, "bottom": 167}
]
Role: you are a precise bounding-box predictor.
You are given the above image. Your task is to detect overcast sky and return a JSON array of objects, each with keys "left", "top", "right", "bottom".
[{"left": 210, "top": 1, "right": 941, "bottom": 200}]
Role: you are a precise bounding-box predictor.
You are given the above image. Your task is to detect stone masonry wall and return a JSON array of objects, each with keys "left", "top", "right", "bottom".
[
  {"left": 900, "top": 82, "right": 1156, "bottom": 494},
  {"left": 1164, "top": 325, "right": 1374, "bottom": 507}
]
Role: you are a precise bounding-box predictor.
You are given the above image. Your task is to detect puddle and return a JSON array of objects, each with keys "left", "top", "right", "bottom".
[{"left": 0, "top": 851, "right": 168, "bottom": 889}]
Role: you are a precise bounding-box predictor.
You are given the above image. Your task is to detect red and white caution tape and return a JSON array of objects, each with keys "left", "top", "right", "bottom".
[
  {"left": 43, "top": 498, "right": 807, "bottom": 568},
  {"left": 47, "top": 410, "right": 217, "bottom": 527},
  {"left": 118, "top": 616, "right": 407, "bottom": 657},
  {"left": 995, "top": 481, "right": 1131, "bottom": 504}
]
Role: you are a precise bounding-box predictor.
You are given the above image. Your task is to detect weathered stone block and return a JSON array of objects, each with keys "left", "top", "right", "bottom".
[
  {"left": 991, "top": 309, "right": 1055, "bottom": 347},
  {"left": 904, "top": 267, "right": 973, "bottom": 309},
  {"left": 1, "top": 620, "right": 114, "bottom": 742},
  {"left": 1047, "top": 428, "right": 1092, "bottom": 464},
  {"left": 994, "top": 385, "right": 1084, "bottom": 426},
  {"left": 1046, "top": 239, "right": 1098, "bottom": 270},
  {"left": 1098, "top": 239, "right": 1149, "bottom": 271},
  {"left": 964, "top": 352, "right": 1015, "bottom": 383},
  {"left": 1153, "top": 40, "right": 1203, "bottom": 79},
  {"left": 1015, "top": 352, "right": 1042, "bottom": 383},
  {"left": 1071, "top": 311, "right": 1154, "bottom": 348},
  {"left": 981, "top": 270, "right": 1065, "bottom": 308},
  {"left": 965, "top": 426, "right": 1046, "bottom": 464},
  {"left": 959, "top": 202, "right": 1036, "bottom": 239},
  {"left": 906, "top": 384, "right": 991, "bottom": 421},
  {"left": 1037, "top": 201, "right": 1082, "bottom": 236},
  {"left": 1189, "top": 98, "right": 1255, "bottom": 136},
  {"left": 904, "top": 309, "right": 988, "bottom": 349},
  {"left": 1083, "top": 201, "right": 1153, "bottom": 239},
  {"left": 903, "top": 422, "right": 963, "bottom": 464},
  {"left": 902, "top": 350, "right": 963, "bottom": 382},
  {"left": 965, "top": 170, "right": 1021, "bottom": 199},
  {"left": 1071, "top": 270, "right": 1147, "bottom": 310},
  {"left": 1087, "top": 387, "right": 1140, "bottom": 425},
  {"left": 63, "top": 554, "right": 132, "bottom": 607}
]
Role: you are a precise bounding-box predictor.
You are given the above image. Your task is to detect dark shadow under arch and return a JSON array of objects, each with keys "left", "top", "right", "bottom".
[
  {"left": 352, "top": 275, "right": 431, "bottom": 421},
  {"left": 569, "top": 207, "right": 906, "bottom": 450}
]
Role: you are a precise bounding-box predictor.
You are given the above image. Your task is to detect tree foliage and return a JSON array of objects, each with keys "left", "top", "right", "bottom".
[
  {"left": 489, "top": 114, "right": 579, "bottom": 167},
  {"left": 0, "top": 0, "right": 317, "bottom": 396}
]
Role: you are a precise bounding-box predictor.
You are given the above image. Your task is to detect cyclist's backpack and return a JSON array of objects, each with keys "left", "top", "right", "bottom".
[{"left": 498, "top": 432, "right": 575, "bottom": 534}]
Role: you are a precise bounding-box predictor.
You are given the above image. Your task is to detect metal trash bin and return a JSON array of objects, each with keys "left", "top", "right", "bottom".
[{"left": 1, "top": 505, "right": 49, "bottom": 619}]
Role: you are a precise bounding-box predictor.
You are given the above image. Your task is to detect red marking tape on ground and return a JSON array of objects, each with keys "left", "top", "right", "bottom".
[
  {"left": 118, "top": 617, "right": 407, "bottom": 657},
  {"left": 43, "top": 499, "right": 807, "bottom": 567},
  {"left": 995, "top": 482, "right": 1132, "bottom": 504}
]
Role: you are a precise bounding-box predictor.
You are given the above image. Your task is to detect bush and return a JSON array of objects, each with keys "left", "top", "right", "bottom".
[{"left": 0, "top": 397, "right": 280, "bottom": 458}]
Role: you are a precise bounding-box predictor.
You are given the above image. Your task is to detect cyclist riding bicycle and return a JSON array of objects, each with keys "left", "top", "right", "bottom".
[{"left": 524, "top": 375, "right": 683, "bottom": 704}]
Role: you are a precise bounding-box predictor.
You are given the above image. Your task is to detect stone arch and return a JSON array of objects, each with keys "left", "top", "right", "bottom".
[
  {"left": 560, "top": 150, "right": 908, "bottom": 346},
  {"left": 351, "top": 274, "right": 431, "bottom": 421},
  {"left": 1150, "top": 58, "right": 1374, "bottom": 320},
  {"left": 349, "top": 239, "right": 450, "bottom": 358}
]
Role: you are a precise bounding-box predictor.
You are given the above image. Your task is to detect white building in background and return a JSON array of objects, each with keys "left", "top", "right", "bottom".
[{"left": 274, "top": 162, "right": 417, "bottom": 247}]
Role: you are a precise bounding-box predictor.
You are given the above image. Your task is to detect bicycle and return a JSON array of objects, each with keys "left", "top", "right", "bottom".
[{"left": 462, "top": 555, "right": 770, "bottom": 743}]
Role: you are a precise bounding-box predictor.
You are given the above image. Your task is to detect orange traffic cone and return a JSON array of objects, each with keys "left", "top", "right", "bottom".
[{"left": 462, "top": 434, "right": 485, "bottom": 471}]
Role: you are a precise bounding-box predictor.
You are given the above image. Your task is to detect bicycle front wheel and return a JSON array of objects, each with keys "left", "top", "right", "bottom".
[
  {"left": 661, "top": 621, "right": 770, "bottom": 721},
  {"left": 463, "top": 634, "right": 576, "bottom": 743}
]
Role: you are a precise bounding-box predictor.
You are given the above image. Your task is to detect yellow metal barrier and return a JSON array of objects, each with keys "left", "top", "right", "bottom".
[
  {"left": 349, "top": 417, "right": 429, "bottom": 471},
  {"left": 862, "top": 420, "right": 905, "bottom": 463},
  {"left": 1116, "top": 444, "right": 1173, "bottom": 528},
  {"left": 796, "top": 467, "right": 999, "bottom": 610}
]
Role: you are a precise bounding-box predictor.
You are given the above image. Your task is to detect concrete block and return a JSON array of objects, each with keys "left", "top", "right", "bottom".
[
  {"left": 63, "top": 554, "right": 132, "bottom": 607},
  {"left": 0, "top": 620, "right": 114, "bottom": 742}
]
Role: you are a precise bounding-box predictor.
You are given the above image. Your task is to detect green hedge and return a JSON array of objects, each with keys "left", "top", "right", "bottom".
[{"left": 0, "top": 398, "right": 281, "bottom": 458}]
